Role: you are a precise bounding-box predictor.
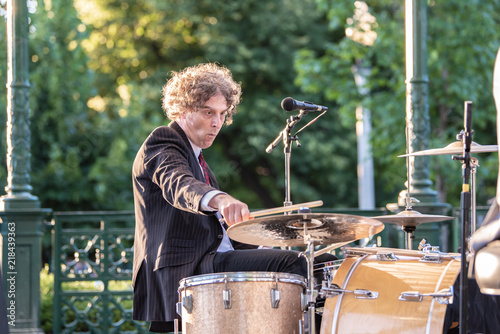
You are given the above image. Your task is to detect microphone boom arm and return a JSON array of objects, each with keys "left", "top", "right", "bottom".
[{"left": 266, "top": 107, "right": 326, "bottom": 211}]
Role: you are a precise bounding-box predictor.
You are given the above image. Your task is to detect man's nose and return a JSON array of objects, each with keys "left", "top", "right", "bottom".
[{"left": 212, "top": 114, "right": 223, "bottom": 128}]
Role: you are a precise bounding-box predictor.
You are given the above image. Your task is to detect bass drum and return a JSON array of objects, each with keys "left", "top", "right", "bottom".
[
  {"left": 178, "top": 271, "right": 306, "bottom": 334},
  {"left": 320, "top": 247, "right": 461, "bottom": 334}
]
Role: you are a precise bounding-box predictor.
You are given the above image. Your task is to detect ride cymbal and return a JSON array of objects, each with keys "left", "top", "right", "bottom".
[
  {"left": 371, "top": 210, "right": 454, "bottom": 227},
  {"left": 227, "top": 213, "right": 384, "bottom": 247},
  {"left": 398, "top": 141, "right": 498, "bottom": 157}
]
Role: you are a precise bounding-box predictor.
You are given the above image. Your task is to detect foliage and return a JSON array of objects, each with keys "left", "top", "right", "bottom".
[
  {"left": 0, "top": 0, "right": 498, "bottom": 211},
  {"left": 41, "top": 265, "right": 54, "bottom": 333},
  {"left": 295, "top": 0, "right": 500, "bottom": 207},
  {"left": 9, "top": 0, "right": 357, "bottom": 210}
]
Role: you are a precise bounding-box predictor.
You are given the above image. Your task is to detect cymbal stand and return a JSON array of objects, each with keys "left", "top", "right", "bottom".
[
  {"left": 402, "top": 125, "right": 419, "bottom": 249},
  {"left": 451, "top": 101, "right": 473, "bottom": 334},
  {"left": 402, "top": 225, "right": 416, "bottom": 250},
  {"left": 470, "top": 157, "right": 479, "bottom": 232},
  {"left": 301, "top": 224, "right": 320, "bottom": 334}
]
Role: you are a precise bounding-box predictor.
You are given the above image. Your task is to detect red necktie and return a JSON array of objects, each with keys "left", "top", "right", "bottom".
[{"left": 198, "top": 151, "right": 211, "bottom": 185}]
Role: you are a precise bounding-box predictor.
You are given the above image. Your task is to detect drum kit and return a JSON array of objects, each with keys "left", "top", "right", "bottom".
[{"left": 175, "top": 97, "right": 498, "bottom": 333}]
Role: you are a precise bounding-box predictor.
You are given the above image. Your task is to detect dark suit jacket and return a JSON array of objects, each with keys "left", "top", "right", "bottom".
[{"left": 132, "top": 121, "right": 224, "bottom": 323}]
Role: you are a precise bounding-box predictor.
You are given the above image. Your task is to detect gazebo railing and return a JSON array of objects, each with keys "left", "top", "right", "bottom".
[{"left": 52, "top": 211, "right": 147, "bottom": 333}]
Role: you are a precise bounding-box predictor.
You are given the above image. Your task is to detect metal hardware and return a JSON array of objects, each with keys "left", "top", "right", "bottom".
[
  {"left": 421, "top": 252, "right": 443, "bottom": 263},
  {"left": 179, "top": 294, "right": 192, "bottom": 314},
  {"left": 319, "top": 283, "right": 378, "bottom": 300},
  {"left": 399, "top": 286, "right": 454, "bottom": 304},
  {"left": 417, "top": 240, "right": 444, "bottom": 263},
  {"left": 175, "top": 301, "right": 182, "bottom": 316},
  {"left": 354, "top": 289, "right": 379, "bottom": 299},
  {"left": 301, "top": 292, "right": 308, "bottom": 311},
  {"left": 223, "top": 277, "right": 232, "bottom": 309},
  {"left": 376, "top": 252, "right": 398, "bottom": 261},
  {"left": 174, "top": 319, "right": 179, "bottom": 334},
  {"left": 271, "top": 274, "right": 281, "bottom": 308}
]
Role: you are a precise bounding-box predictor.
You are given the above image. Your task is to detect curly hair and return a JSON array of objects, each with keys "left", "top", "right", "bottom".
[{"left": 162, "top": 63, "right": 242, "bottom": 125}]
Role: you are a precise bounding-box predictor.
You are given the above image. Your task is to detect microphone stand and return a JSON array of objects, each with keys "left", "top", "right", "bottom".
[
  {"left": 266, "top": 111, "right": 306, "bottom": 210},
  {"left": 452, "top": 101, "right": 473, "bottom": 334},
  {"left": 266, "top": 108, "right": 327, "bottom": 334}
]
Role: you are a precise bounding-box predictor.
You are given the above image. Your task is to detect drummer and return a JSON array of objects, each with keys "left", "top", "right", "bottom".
[{"left": 132, "top": 63, "right": 332, "bottom": 333}]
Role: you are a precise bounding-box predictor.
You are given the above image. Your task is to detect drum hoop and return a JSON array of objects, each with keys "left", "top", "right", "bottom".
[
  {"left": 331, "top": 254, "right": 370, "bottom": 332},
  {"left": 343, "top": 246, "right": 459, "bottom": 259},
  {"left": 179, "top": 271, "right": 307, "bottom": 290},
  {"left": 426, "top": 257, "right": 460, "bottom": 332}
]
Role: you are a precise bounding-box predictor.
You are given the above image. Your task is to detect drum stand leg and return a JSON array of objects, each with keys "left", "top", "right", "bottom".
[
  {"left": 174, "top": 319, "right": 179, "bottom": 334},
  {"left": 303, "top": 235, "right": 319, "bottom": 334}
]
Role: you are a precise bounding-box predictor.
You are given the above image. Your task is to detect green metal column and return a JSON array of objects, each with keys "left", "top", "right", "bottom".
[
  {"left": 400, "top": 0, "right": 438, "bottom": 206},
  {"left": 0, "top": 1, "right": 50, "bottom": 333},
  {"left": 391, "top": 0, "right": 452, "bottom": 250}
]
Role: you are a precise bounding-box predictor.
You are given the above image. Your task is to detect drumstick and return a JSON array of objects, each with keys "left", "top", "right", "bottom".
[{"left": 249, "top": 200, "right": 323, "bottom": 218}]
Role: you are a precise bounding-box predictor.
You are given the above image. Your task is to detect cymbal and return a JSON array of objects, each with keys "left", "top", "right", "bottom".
[
  {"left": 371, "top": 210, "right": 454, "bottom": 227},
  {"left": 398, "top": 141, "right": 498, "bottom": 157},
  {"left": 227, "top": 213, "right": 385, "bottom": 247}
]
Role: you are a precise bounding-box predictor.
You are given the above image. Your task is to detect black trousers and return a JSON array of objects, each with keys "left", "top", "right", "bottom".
[{"left": 213, "top": 248, "right": 308, "bottom": 276}]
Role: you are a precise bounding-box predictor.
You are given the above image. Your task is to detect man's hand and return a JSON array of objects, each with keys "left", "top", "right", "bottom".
[{"left": 208, "top": 194, "right": 250, "bottom": 226}]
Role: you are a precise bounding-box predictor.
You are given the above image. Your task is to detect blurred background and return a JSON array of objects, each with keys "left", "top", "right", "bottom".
[{"left": 0, "top": 0, "right": 498, "bottom": 213}]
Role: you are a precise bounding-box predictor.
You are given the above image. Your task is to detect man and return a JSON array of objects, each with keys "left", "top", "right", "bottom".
[{"left": 132, "top": 63, "right": 307, "bottom": 332}]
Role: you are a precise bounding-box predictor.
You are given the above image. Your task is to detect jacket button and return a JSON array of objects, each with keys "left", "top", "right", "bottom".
[
  {"left": 217, "top": 234, "right": 223, "bottom": 239},
  {"left": 209, "top": 251, "right": 216, "bottom": 255}
]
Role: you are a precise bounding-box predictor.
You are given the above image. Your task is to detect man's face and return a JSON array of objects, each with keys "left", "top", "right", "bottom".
[{"left": 178, "top": 93, "right": 228, "bottom": 149}]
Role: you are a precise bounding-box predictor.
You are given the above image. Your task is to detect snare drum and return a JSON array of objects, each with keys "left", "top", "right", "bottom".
[
  {"left": 178, "top": 272, "right": 306, "bottom": 334},
  {"left": 320, "top": 247, "right": 461, "bottom": 334}
]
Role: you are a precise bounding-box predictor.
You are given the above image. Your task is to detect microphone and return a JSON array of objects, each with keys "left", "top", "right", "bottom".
[{"left": 281, "top": 97, "right": 328, "bottom": 112}]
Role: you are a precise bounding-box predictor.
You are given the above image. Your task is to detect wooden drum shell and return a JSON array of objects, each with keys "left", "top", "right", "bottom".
[{"left": 320, "top": 247, "right": 461, "bottom": 334}]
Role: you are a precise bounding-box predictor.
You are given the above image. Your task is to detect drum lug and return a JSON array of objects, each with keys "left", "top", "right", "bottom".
[
  {"left": 319, "top": 284, "right": 379, "bottom": 300},
  {"left": 301, "top": 293, "right": 308, "bottom": 311},
  {"left": 420, "top": 252, "right": 443, "bottom": 263},
  {"left": 223, "top": 289, "right": 232, "bottom": 309},
  {"left": 271, "top": 288, "right": 281, "bottom": 308},
  {"left": 223, "top": 277, "right": 232, "bottom": 309},
  {"left": 399, "top": 286, "right": 454, "bottom": 304},
  {"left": 177, "top": 295, "right": 192, "bottom": 314},
  {"left": 175, "top": 301, "right": 182, "bottom": 316},
  {"left": 271, "top": 274, "right": 281, "bottom": 308},
  {"left": 353, "top": 289, "right": 379, "bottom": 299},
  {"left": 419, "top": 240, "right": 444, "bottom": 263},
  {"left": 376, "top": 252, "right": 398, "bottom": 261}
]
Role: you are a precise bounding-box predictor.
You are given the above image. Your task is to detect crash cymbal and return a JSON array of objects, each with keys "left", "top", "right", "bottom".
[
  {"left": 398, "top": 141, "right": 498, "bottom": 157},
  {"left": 371, "top": 210, "right": 454, "bottom": 227},
  {"left": 227, "top": 213, "right": 384, "bottom": 247}
]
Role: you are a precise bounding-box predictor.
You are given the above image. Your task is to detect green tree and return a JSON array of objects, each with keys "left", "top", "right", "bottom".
[
  {"left": 295, "top": 0, "right": 500, "bottom": 208},
  {"left": 72, "top": 0, "right": 358, "bottom": 209}
]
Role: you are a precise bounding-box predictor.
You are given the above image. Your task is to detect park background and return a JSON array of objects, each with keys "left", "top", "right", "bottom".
[{"left": 0, "top": 0, "right": 499, "bottom": 333}]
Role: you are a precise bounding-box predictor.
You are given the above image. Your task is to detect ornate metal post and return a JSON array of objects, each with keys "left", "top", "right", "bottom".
[
  {"left": 400, "top": 0, "right": 438, "bottom": 206},
  {"left": 390, "top": 0, "right": 451, "bottom": 249},
  {"left": 0, "top": 1, "right": 50, "bottom": 333}
]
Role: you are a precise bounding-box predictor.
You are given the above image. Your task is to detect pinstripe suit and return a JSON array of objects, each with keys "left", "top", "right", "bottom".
[{"left": 132, "top": 121, "right": 224, "bottom": 325}]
